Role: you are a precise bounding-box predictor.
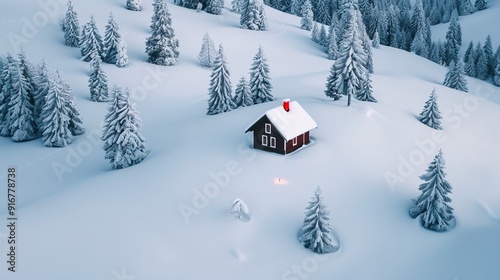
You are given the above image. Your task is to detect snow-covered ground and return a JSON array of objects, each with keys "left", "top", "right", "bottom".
[{"left": 1, "top": 0, "right": 500, "bottom": 279}]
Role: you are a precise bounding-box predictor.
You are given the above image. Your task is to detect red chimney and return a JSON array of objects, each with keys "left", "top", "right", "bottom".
[{"left": 283, "top": 99, "right": 290, "bottom": 112}]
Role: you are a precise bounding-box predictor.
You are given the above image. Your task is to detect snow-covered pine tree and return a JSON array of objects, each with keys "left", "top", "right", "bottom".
[
  {"left": 324, "top": 10, "right": 367, "bottom": 106},
  {"left": 300, "top": 0, "right": 314, "bottom": 31},
  {"left": 483, "top": 35, "right": 494, "bottom": 76},
  {"left": 443, "top": 60, "right": 468, "bottom": 92},
  {"left": 102, "top": 85, "right": 149, "bottom": 169},
  {"left": 40, "top": 72, "right": 73, "bottom": 147},
  {"left": 372, "top": 30, "right": 380, "bottom": 49},
  {"left": 145, "top": 0, "right": 180, "bottom": 66},
  {"left": 428, "top": 41, "right": 441, "bottom": 64},
  {"left": 59, "top": 71, "right": 85, "bottom": 136},
  {"left": 327, "top": 25, "right": 338, "bottom": 60},
  {"left": 361, "top": 29, "right": 374, "bottom": 74},
  {"left": 198, "top": 33, "right": 217, "bottom": 68},
  {"left": 127, "top": 0, "right": 143, "bottom": 11},
  {"left": 63, "top": 0, "right": 80, "bottom": 47},
  {"left": 231, "top": 0, "right": 243, "bottom": 13},
  {"left": 103, "top": 13, "right": 122, "bottom": 64},
  {"left": 356, "top": 72, "right": 377, "bottom": 102},
  {"left": 292, "top": 0, "right": 306, "bottom": 16},
  {"left": 8, "top": 60, "right": 37, "bottom": 142},
  {"left": 311, "top": 22, "right": 320, "bottom": 43},
  {"left": 409, "top": 149, "right": 455, "bottom": 232},
  {"left": 240, "top": 0, "right": 267, "bottom": 30},
  {"left": 475, "top": 46, "right": 488, "bottom": 80},
  {"left": 233, "top": 76, "right": 253, "bottom": 107},
  {"left": 33, "top": 60, "right": 50, "bottom": 133},
  {"left": 196, "top": 2, "right": 203, "bottom": 12},
  {"left": 207, "top": 45, "right": 236, "bottom": 115},
  {"left": 460, "top": 0, "right": 474, "bottom": 15},
  {"left": 318, "top": 24, "right": 328, "bottom": 47},
  {"left": 0, "top": 55, "right": 17, "bottom": 137},
  {"left": 298, "top": 186, "right": 337, "bottom": 254},
  {"left": 474, "top": 0, "right": 487, "bottom": 11},
  {"left": 443, "top": 15, "right": 460, "bottom": 66},
  {"left": 493, "top": 45, "right": 500, "bottom": 73},
  {"left": 410, "top": 0, "right": 426, "bottom": 39},
  {"left": 418, "top": 89, "right": 442, "bottom": 130},
  {"left": 89, "top": 50, "right": 109, "bottom": 102},
  {"left": 249, "top": 46, "right": 273, "bottom": 104},
  {"left": 115, "top": 37, "right": 129, "bottom": 67},
  {"left": 494, "top": 63, "right": 500, "bottom": 87},
  {"left": 206, "top": 0, "right": 224, "bottom": 15},
  {"left": 463, "top": 41, "right": 474, "bottom": 64},
  {"left": 80, "top": 15, "right": 104, "bottom": 62},
  {"left": 257, "top": 2, "right": 269, "bottom": 30}
]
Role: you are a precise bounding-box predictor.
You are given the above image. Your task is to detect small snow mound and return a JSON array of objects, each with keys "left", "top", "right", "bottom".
[
  {"left": 231, "top": 248, "right": 247, "bottom": 261},
  {"left": 229, "top": 198, "right": 251, "bottom": 222}
]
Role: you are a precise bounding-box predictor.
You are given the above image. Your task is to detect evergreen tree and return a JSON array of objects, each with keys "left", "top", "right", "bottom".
[
  {"left": 411, "top": 28, "right": 429, "bottom": 58},
  {"left": 103, "top": 13, "right": 122, "bottom": 64},
  {"left": 232, "top": 0, "right": 243, "bottom": 13},
  {"left": 40, "top": 72, "right": 73, "bottom": 147},
  {"left": 59, "top": 72, "right": 85, "bottom": 136},
  {"left": 298, "top": 187, "right": 337, "bottom": 254},
  {"left": 249, "top": 46, "right": 273, "bottom": 104},
  {"left": 300, "top": 0, "right": 314, "bottom": 31},
  {"left": 145, "top": 0, "right": 180, "bottom": 66},
  {"left": 483, "top": 35, "right": 494, "bottom": 75},
  {"left": 240, "top": 0, "right": 267, "bottom": 30},
  {"left": 80, "top": 15, "right": 104, "bottom": 62},
  {"left": 89, "top": 51, "right": 109, "bottom": 102},
  {"left": 311, "top": 22, "right": 320, "bottom": 43},
  {"left": 494, "top": 63, "right": 500, "bottom": 87},
  {"left": 474, "top": 0, "right": 487, "bottom": 11},
  {"left": 0, "top": 55, "right": 17, "bottom": 137},
  {"left": 206, "top": 0, "right": 224, "bottom": 15},
  {"left": 115, "top": 37, "right": 129, "bottom": 67},
  {"left": 233, "top": 76, "right": 253, "bottom": 107},
  {"left": 428, "top": 41, "right": 441, "bottom": 64},
  {"left": 127, "top": 0, "right": 143, "bottom": 11},
  {"left": 207, "top": 45, "right": 236, "bottom": 115},
  {"left": 444, "top": 15, "right": 460, "bottom": 66},
  {"left": 411, "top": 0, "right": 426, "bottom": 38},
  {"left": 463, "top": 41, "right": 474, "bottom": 64},
  {"left": 459, "top": 0, "right": 474, "bottom": 15},
  {"left": 33, "top": 60, "right": 50, "bottom": 133},
  {"left": 475, "top": 47, "right": 488, "bottom": 80},
  {"left": 443, "top": 60, "right": 468, "bottom": 92},
  {"left": 291, "top": 0, "right": 306, "bottom": 15},
  {"left": 324, "top": 10, "right": 367, "bottom": 106},
  {"left": 102, "top": 86, "right": 149, "bottom": 169},
  {"left": 362, "top": 30, "right": 374, "bottom": 74},
  {"left": 356, "top": 72, "right": 377, "bottom": 102},
  {"left": 493, "top": 45, "right": 500, "bottom": 73},
  {"left": 198, "top": 33, "right": 217, "bottom": 68},
  {"left": 63, "top": 0, "right": 80, "bottom": 47},
  {"left": 409, "top": 150, "right": 455, "bottom": 232},
  {"left": 327, "top": 25, "right": 338, "bottom": 60},
  {"left": 8, "top": 61, "right": 37, "bottom": 142},
  {"left": 418, "top": 89, "right": 442, "bottom": 130},
  {"left": 318, "top": 24, "right": 328, "bottom": 47},
  {"left": 372, "top": 30, "right": 380, "bottom": 49}
]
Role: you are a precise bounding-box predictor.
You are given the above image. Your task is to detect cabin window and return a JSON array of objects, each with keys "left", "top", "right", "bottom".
[
  {"left": 270, "top": 137, "right": 276, "bottom": 148},
  {"left": 265, "top": 123, "right": 271, "bottom": 134},
  {"left": 262, "top": 135, "right": 268, "bottom": 146},
  {"left": 293, "top": 137, "right": 298, "bottom": 146}
]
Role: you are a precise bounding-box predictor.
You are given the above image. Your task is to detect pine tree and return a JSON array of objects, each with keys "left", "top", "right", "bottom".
[
  {"left": 493, "top": 45, "right": 500, "bottom": 73},
  {"left": 411, "top": 0, "right": 426, "bottom": 38},
  {"left": 89, "top": 51, "right": 109, "bottom": 102},
  {"left": 443, "top": 60, "right": 468, "bottom": 92},
  {"left": 418, "top": 89, "right": 442, "bottom": 130},
  {"left": 361, "top": 30, "right": 374, "bottom": 74},
  {"left": 292, "top": 0, "right": 306, "bottom": 15},
  {"left": 233, "top": 76, "right": 253, "bottom": 107},
  {"left": 0, "top": 55, "right": 17, "bottom": 137},
  {"left": 429, "top": 41, "right": 441, "bottom": 64},
  {"left": 80, "top": 15, "right": 104, "bottom": 62},
  {"left": 324, "top": 10, "right": 367, "bottom": 106},
  {"left": 127, "top": 0, "right": 143, "bottom": 11},
  {"left": 63, "top": 0, "right": 80, "bottom": 47},
  {"left": 115, "top": 37, "right": 129, "bottom": 67},
  {"left": 444, "top": 15, "right": 460, "bottom": 66},
  {"left": 411, "top": 28, "right": 429, "bottom": 58},
  {"left": 300, "top": 0, "right": 314, "bottom": 31},
  {"left": 409, "top": 150, "right": 455, "bottom": 232},
  {"left": 206, "top": 0, "right": 224, "bottom": 15},
  {"left": 474, "top": 0, "right": 487, "bottom": 11},
  {"left": 102, "top": 86, "right": 149, "bottom": 169},
  {"left": 356, "top": 72, "right": 377, "bottom": 102},
  {"left": 207, "top": 45, "right": 236, "bottom": 115},
  {"left": 59, "top": 72, "right": 85, "bottom": 136},
  {"left": 232, "top": 0, "right": 243, "bottom": 13},
  {"left": 298, "top": 187, "right": 337, "bottom": 254},
  {"left": 460, "top": 0, "right": 474, "bottom": 15},
  {"left": 249, "top": 46, "right": 273, "bottom": 104},
  {"left": 327, "top": 25, "right": 338, "bottom": 60},
  {"left": 33, "top": 60, "right": 50, "bottom": 133},
  {"left": 198, "top": 33, "right": 217, "bottom": 68},
  {"left": 372, "top": 30, "right": 380, "bottom": 49},
  {"left": 103, "top": 13, "right": 122, "bottom": 64},
  {"left": 240, "top": 0, "right": 267, "bottom": 30},
  {"left": 40, "top": 72, "right": 73, "bottom": 147},
  {"left": 8, "top": 61, "right": 37, "bottom": 142},
  {"left": 483, "top": 35, "right": 494, "bottom": 76},
  {"left": 318, "top": 24, "right": 328, "bottom": 47},
  {"left": 311, "top": 22, "right": 320, "bottom": 43},
  {"left": 145, "top": 0, "right": 180, "bottom": 66},
  {"left": 463, "top": 41, "right": 473, "bottom": 64},
  {"left": 475, "top": 47, "right": 488, "bottom": 80},
  {"left": 494, "top": 63, "right": 500, "bottom": 87}
]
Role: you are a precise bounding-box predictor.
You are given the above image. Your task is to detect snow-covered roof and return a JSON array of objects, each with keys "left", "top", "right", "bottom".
[{"left": 246, "top": 101, "right": 317, "bottom": 141}]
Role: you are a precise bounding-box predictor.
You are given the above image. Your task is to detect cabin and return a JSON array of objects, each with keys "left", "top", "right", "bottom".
[{"left": 245, "top": 99, "right": 317, "bottom": 155}]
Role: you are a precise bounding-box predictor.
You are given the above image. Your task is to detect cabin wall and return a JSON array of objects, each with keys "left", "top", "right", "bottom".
[
  {"left": 252, "top": 116, "right": 285, "bottom": 154},
  {"left": 285, "top": 132, "right": 305, "bottom": 154}
]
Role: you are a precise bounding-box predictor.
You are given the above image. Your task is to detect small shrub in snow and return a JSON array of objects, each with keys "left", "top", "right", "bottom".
[{"left": 229, "top": 198, "right": 250, "bottom": 221}]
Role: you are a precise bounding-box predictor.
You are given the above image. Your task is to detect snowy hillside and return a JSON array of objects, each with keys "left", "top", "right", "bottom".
[{"left": 1, "top": 0, "right": 500, "bottom": 279}]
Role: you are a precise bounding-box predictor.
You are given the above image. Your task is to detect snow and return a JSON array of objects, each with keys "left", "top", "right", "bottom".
[
  {"left": 246, "top": 100, "right": 317, "bottom": 140},
  {"left": 0, "top": 0, "right": 500, "bottom": 279}
]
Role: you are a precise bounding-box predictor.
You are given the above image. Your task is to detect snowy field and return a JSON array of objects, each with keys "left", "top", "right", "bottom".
[{"left": 1, "top": 0, "right": 500, "bottom": 279}]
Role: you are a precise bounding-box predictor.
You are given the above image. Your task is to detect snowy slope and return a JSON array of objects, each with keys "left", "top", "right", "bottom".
[{"left": 1, "top": 1, "right": 500, "bottom": 280}]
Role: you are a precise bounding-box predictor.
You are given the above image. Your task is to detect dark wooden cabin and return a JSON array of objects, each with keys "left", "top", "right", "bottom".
[{"left": 245, "top": 99, "right": 317, "bottom": 155}]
